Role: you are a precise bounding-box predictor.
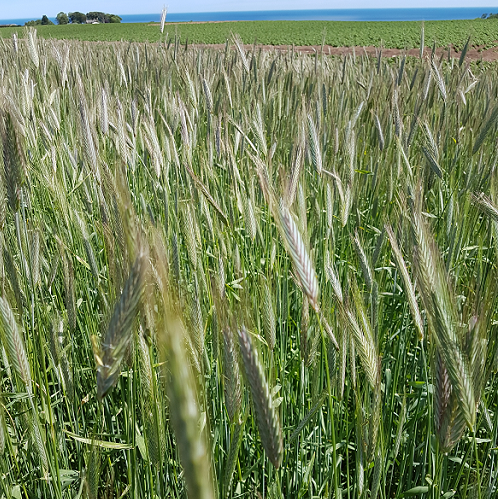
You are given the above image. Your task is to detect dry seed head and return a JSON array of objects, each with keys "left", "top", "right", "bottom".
[
  {"left": 233, "top": 243, "right": 241, "bottom": 277},
  {"left": 374, "top": 113, "right": 384, "bottom": 151},
  {"left": 469, "top": 320, "right": 487, "bottom": 397},
  {"left": 4, "top": 247, "right": 24, "bottom": 314},
  {"left": 307, "top": 322, "right": 322, "bottom": 369},
  {"left": 232, "top": 34, "right": 250, "bottom": 73},
  {"left": 431, "top": 59, "right": 447, "bottom": 101},
  {"left": 202, "top": 77, "right": 213, "bottom": 112},
  {"left": 179, "top": 100, "right": 190, "bottom": 150},
  {"left": 367, "top": 386, "right": 382, "bottom": 461},
  {"left": 0, "top": 296, "right": 31, "bottom": 388},
  {"left": 385, "top": 224, "right": 424, "bottom": 340},
  {"left": 222, "top": 328, "right": 242, "bottom": 422},
  {"left": 181, "top": 204, "right": 198, "bottom": 270},
  {"left": 307, "top": 114, "right": 322, "bottom": 175},
  {"left": 97, "top": 250, "right": 147, "bottom": 400},
  {"left": 145, "top": 115, "right": 162, "bottom": 172},
  {"left": 434, "top": 351, "right": 467, "bottom": 452},
  {"left": 238, "top": 326, "right": 283, "bottom": 468},
  {"left": 472, "top": 192, "right": 498, "bottom": 222},
  {"left": 29, "top": 413, "right": 48, "bottom": 475},
  {"left": 244, "top": 194, "right": 257, "bottom": 241},
  {"left": 326, "top": 263, "right": 344, "bottom": 305},
  {"left": 11, "top": 32, "right": 17, "bottom": 53},
  {"left": 411, "top": 198, "right": 476, "bottom": 430},
  {"left": 421, "top": 122, "right": 442, "bottom": 178},
  {"left": 60, "top": 43, "right": 70, "bottom": 86},
  {"left": 49, "top": 317, "right": 63, "bottom": 367},
  {"left": 30, "top": 229, "right": 40, "bottom": 287},
  {"left": 160, "top": 6, "right": 167, "bottom": 33},
  {"left": 345, "top": 128, "right": 356, "bottom": 184},
  {"left": 434, "top": 351, "right": 451, "bottom": 437},
  {"left": 217, "top": 255, "right": 226, "bottom": 299},
  {"left": 287, "top": 143, "right": 303, "bottom": 207},
  {"left": 422, "top": 67, "right": 432, "bottom": 101},
  {"left": 344, "top": 307, "right": 379, "bottom": 390},
  {"left": 248, "top": 152, "right": 273, "bottom": 209},
  {"left": 253, "top": 104, "right": 268, "bottom": 156},
  {"left": 98, "top": 87, "right": 109, "bottom": 135},
  {"left": 184, "top": 69, "right": 198, "bottom": 108},
  {"left": 326, "top": 182, "right": 334, "bottom": 230},
  {"left": 26, "top": 28, "right": 39, "bottom": 68},
  {"left": 370, "top": 450, "right": 382, "bottom": 499},
  {"left": 279, "top": 200, "right": 319, "bottom": 312},
  {"left": 341, "top": 184, "right": 352, "bottom": 227},
  {"left": 352, "top": 230, "right": 373, "bottom": 291}
]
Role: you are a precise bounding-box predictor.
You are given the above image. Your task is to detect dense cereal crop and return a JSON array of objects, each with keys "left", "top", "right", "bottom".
[{"left": 0, "top": 27, "right": 497, "bottom": 498}]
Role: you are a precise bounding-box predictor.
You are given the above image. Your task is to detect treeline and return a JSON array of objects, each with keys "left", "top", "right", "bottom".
[{"left": 25, "top": 11, "right": 122, "bottom": 26}]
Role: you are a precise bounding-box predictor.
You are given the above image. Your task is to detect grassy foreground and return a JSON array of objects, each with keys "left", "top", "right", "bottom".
[
  {"left": 0, "top": 18, "right": 498, "bottom": 48},
  {"left": 0, "top": 28, "right": 498, "bottom": 498}
]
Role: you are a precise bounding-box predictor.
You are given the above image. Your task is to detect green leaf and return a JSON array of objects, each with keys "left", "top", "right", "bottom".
[
  {"left": 64, "top": 430, "right": 134, "bottom": 449},
  {"left": 402, "top": 486, "right": 429, "bottom": 496}
]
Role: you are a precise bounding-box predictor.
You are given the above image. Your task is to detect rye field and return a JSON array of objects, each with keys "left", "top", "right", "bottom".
[
  {"left": 0, "top": 27, "right": 498, "bottom": 498},
  {"left": 0, "top": 19, "right": 497, "bottom": 48}
]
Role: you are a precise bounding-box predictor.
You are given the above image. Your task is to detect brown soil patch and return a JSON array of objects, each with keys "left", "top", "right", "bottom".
[
  {"left": 187, "top": 43, "right": 498, "bottom": 62},
  {"left": 150, "top": 20, "right": 498, "bottom": 61},
  {"left": 302, "top": 44, "right": 498, "bottom": 62},
  {"left": 146, "top": 20, "right": 498, "bottom": 61}
]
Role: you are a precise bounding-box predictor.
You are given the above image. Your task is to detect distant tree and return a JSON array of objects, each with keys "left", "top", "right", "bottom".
[
  {"left": 86, "top": 11, "right": 107, "bottom": 23},
  {"left": 68, "top": 12, "right": 86, "bottom": 24},
  {"left": 41, "top": 15, "right": 54, "bottom": 25},
  {"left": 86, "top": 12, "right": 122, "bottom": 23},
  {"left": 56, "top": 12, "right": 69, "bottom": 24},
  {"left": 25, "top": 17, "right": 54, "bottom": 26}
]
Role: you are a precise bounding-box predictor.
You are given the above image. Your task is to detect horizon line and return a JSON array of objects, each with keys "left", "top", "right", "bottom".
[{"left": 1, "top": 6, "right": 496, "bottom": 19}]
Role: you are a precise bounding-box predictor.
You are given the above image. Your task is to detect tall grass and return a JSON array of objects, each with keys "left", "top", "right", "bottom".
[{"left": 0, "top": 27, "right": 497, "bottom": 498}]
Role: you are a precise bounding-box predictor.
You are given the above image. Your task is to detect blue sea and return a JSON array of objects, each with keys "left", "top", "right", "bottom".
[{"left": 1, "top": 8, "right": 496, "bottom": 26}]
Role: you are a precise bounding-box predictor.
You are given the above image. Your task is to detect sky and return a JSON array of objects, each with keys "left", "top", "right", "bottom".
[{"left": 1, "top": 0, "right": 498, "bottom": 19}]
